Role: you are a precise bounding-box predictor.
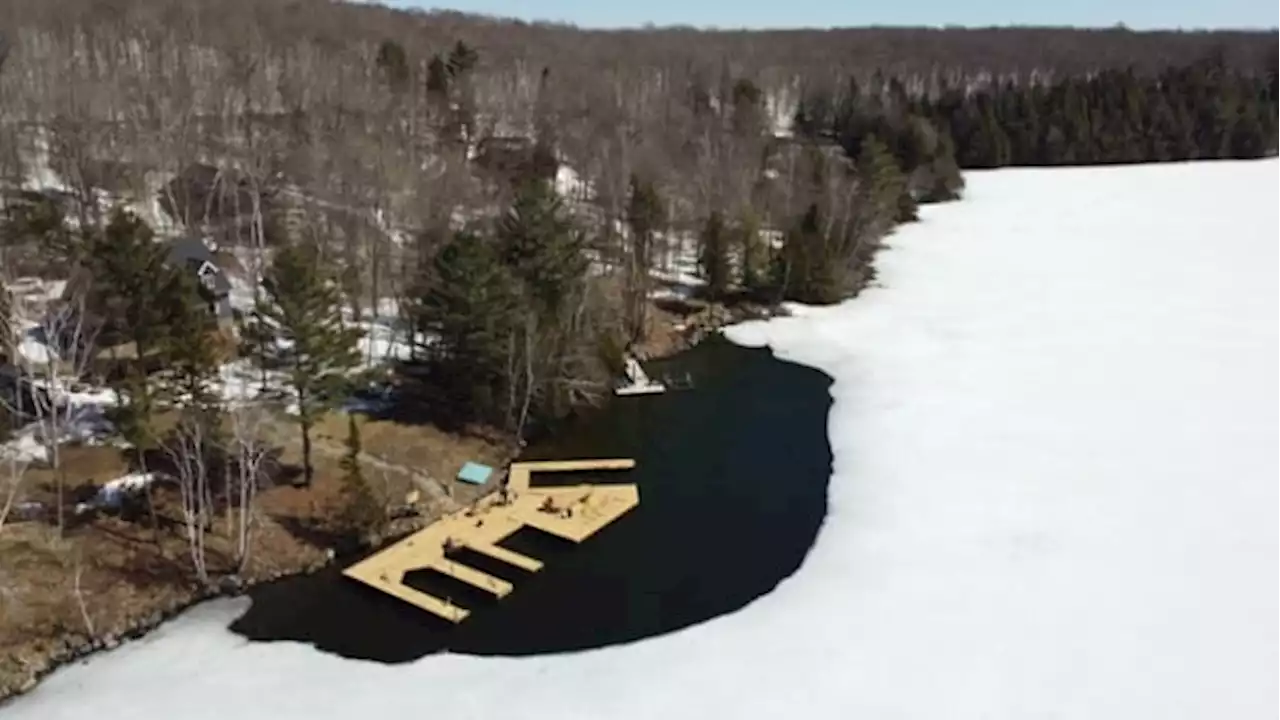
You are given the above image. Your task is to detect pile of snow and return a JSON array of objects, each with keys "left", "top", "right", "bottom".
[
  {"left": 5, "top": 159, "right": 1277, "bottom": 720},
  {"left": 16, "top": 327, "right": 57, "bottom": 365},
  {"left": 0, "top": 375, "right": 119, "bottom": 463},
  {"left": 76, "top": 472, "right": 160, "bottom": 514}
]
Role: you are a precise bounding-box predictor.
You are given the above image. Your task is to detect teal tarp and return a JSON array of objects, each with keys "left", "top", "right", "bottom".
[{"left": 457, "top": 461, "right": 494, "bottom": 485}]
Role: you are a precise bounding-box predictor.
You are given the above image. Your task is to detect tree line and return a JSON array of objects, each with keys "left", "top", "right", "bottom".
[
  {"left": 796, "top": 52, "right": 1278, "bottom": 168},
  {"left": 0, "top": 0, "right": 1275, "bottom": 583}
]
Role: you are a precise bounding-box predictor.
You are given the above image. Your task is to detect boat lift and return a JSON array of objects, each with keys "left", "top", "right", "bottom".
[{"left": 614, "top": 354, "right": 693, "bottom": 396}]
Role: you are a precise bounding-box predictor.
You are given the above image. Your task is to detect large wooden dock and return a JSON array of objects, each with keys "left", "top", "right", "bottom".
[{"left": 343, "top": 458, "right": 639, "bottom": 623}]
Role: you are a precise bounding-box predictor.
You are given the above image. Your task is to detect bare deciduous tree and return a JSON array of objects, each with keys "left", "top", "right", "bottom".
[
  {"left": 0, "top": 282, "right": 100, "bottom": 536},
  {"left": 224, "top": 401, "right": 271, "bottom": 573},
  {"left": 162, "top": 412, "right": 214, "bottom": 585},
  {"left": 0, "top": 456, "right": 29, "bottom": 533}
]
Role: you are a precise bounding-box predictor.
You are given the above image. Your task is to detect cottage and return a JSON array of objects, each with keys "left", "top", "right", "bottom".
[{"left": 167, "top": 236, "right": 234, "bottom": 327}]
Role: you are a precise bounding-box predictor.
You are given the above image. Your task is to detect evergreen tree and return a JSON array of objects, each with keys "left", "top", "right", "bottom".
[
  {"left": 445, "top": 40, "right": 478, "bottom": 77},
  {"left": 698, "top": 210, "right": 731, "bottom": 299},
  {"left": 927, "top": 56, "right": 1276, "bottom": 169},
  {"left": 410, "top": 231, "right": 521, "bottom": 423},
  {"left": 85, "top": 210, "right": 220, "bottom": 465},
  {"left": 498, "top": 180, "right": 586, "bottom": 317},
  {"left": 731, "top": 78, "right": 765, "bottom": 136},
  {"left": 625, "top": 175, "right": 664, "bottom": 341},
  {"left": 443, "top": 41, "right": 479, "bottom": 143},
  {"left": 0, "top": 282, "right": 13, "bottom": 440},
  {"left": 337, "top": 413, "right": 381, "bottom": 538},
  {"left": 84, "top": 208, "right": 183, "bottom": 358},
  {"left": 107, "top": 368, "right": 161, "bottom": 471},
  {"left": 247, "top": 243, "right": 362, "bottom": 487},
  {"left": 375, "top": 39, "right": 410, "bottom": 94},
  {"left": 425, "top": 54, "right": 450, "bottom": 104},
  {"left": 157, "top": 272, "right": 223, "bottom": 411},
  {"left": 1, "top": 191, "right": 74, "bottom": 263},
  {"left": 0, "top": 284, "right": 13, "bottom": 366},
  {"left": 857, "top": 134, "right": 907, "bottom": 227},
  {"left": 736, "top": 210, "right": 769, "bottom": 294},
  {"left": 777, "top": 203, "right": 844, "bottom": 304}
]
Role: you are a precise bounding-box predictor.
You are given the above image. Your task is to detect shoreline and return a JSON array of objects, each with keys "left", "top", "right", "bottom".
[{"left": 0, "top": 298, "right": 774, "bottom": 705}]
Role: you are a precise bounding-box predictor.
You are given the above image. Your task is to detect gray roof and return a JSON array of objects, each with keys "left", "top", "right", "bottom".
[{"left": 167, "top": 237, "right": 231, "bottom": 295}]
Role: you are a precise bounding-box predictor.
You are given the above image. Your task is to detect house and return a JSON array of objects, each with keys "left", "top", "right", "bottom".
[{"left": 167, "top": 236, "right": 234, "bottom": 327}]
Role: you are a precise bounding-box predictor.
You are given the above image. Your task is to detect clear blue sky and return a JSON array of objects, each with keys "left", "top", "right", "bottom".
[{"left": 364, "top": 0, "right": 1279, "bottom": 30}]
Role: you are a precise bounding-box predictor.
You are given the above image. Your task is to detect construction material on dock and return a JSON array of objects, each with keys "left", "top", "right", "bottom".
[
  {"left": 456, "top": 461, "right": 494, "bottom": 485},
  {"left": 344, "top": 458, "right": 639, "bottom": 622}
]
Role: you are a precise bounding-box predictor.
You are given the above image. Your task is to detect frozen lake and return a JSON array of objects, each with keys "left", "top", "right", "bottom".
[{"left": 8, "top": 159, "right": 1277, "bottom": 719}]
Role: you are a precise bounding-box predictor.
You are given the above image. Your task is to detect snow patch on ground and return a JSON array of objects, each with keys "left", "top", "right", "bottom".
[
  {"left": 4, "top": 159, "right": 1277, "bottom": 720},
  {"left": 76, "top": 472, "right": 161, "bottom": 514}
]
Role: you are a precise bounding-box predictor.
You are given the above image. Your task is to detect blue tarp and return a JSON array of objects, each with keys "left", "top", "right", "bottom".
[{"left": 457, "top": 461, "right": 494, "bottom": 485}]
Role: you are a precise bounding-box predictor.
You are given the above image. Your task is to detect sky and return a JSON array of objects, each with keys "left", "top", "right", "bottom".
[{"left": 364, "top": 0, "right": 1279, "bottom": 30}]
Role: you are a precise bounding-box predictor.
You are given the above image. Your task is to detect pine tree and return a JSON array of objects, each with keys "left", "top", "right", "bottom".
[
  {"left": 736, "top": 210, "right": 769, "bottom": 294},
  {"left": 411, "top": 231, "right": 521, "bottom": 423},
  {"left": 445, "top": 41, "right": 478, "bottom": 77},
  {"left": 375, "top": 39, "right": 410, "bottom": 94},
  {"left": 157, "top": 271, "right": 222, "bottom": 411},
  {"left": 777, "top": 203, "right": 843, "bottom": 304},
  {"left": 498, "top": 180, "right": 586, "bottom": 317},
  {"left": 0, "top": 282, "right": 14, "bottom": 440},
  {"left": 857, "top": 134, "right": 907, "bottom": 227},
  {"left": 425, "top": 54, "right": 450, "bottom": 107},
  {"left": 2, "top": 191, "right": 74, "bottom": 263},
  {"left": 699, "top": 210, "right": 731, "bottom": 299},
  {"left": 625, "top": 175, "right": 664, "bottom": 341},
  {"left": 337, "top": 413, "right": 381, "bottom": 538},
  {"left": 107, "top": 365, "right": 162, "bottom": 472},
  {"left": 247, "top": 242, "right": 362, "bottom": 487},
  {"left": 86, "top": 209, "right": 215, "bottom": 465},
  {"left": 1228, "top": 102, "right": 1268, "bottom": 159},
  {"left": 0, "top": 284, "right": 13, "bottom": 366},
  {"left": 84, "top": 208, "right": 183, "bottom": 358},
  {"left": 444, "top": 41, "right": 479, "bottom": 143}
]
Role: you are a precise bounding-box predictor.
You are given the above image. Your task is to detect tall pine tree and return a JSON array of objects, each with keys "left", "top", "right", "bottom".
[
  {"left": 247, "top": 243, "right": 361, "bottom": 487},
  {"left": 410, "top": 231, "right": 521, "bottom": 424},
  {"left": 699, "top": 210, "right": 731, "bottom": 299},
  {"left": 625, "top": 175, "right": 664, "bottom": 341},
  {"left": 337, "top": 413, "right": 381, "bottom": 537}
]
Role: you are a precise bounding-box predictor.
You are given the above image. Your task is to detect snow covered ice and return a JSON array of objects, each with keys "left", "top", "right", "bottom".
[{"left": 7, "top": 159, "right": 1276, "bottom": 719}]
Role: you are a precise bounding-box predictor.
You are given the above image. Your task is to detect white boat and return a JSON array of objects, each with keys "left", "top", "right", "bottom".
[{"left": 615, "top": 355, "right": 667, "bottom": 396}]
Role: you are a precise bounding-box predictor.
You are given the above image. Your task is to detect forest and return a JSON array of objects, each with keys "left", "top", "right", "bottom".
[{"left": 0, "top": 0, "right": 1275, "bottom": 693}]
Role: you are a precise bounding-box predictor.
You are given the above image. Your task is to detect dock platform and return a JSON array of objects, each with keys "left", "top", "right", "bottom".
[{"left": 343, "top": 458, "right": 639, "bottom": 622}]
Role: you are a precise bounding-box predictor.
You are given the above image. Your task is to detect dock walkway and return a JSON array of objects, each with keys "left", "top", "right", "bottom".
[{"left": 343, "top": 458, "right": 639, "bottom": 622}]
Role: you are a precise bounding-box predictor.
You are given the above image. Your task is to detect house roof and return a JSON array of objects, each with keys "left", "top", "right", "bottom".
[
  {"left": 167, "top": 237, "right": 231, "bottom": 295},
  {"left": 168, "top": 236, "right": 215, "bottom": 265}
]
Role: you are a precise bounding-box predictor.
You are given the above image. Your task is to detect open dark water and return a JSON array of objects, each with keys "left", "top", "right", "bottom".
[{"left": 229, "top": 336, "right": 833, "bottom": 661}]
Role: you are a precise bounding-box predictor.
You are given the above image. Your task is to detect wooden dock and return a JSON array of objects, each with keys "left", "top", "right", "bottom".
[{"left": 343, "top": 458, "right": 639, "bottom": 623}]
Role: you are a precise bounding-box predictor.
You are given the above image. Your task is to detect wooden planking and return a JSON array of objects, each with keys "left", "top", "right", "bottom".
[
  {"left": 429, "top": 557, "right": 514, "bottom": 597},
  {"left": 343, "top": 458, "right": 640, "bottom": 622},
  {"left": 367, "top": 572, "right": 470, "bottom": 623},
  {"left": 506, "top": 458, "right": 636, "bottom": 491},
  {"left": 467, "top": 542, "right": 544, "bottom": 573},
  {"left": 516, "top": 459, "right": 637, "bottom": 473},
  {"left": 516, "top": 485, "right": 640, "bottom": 543}
]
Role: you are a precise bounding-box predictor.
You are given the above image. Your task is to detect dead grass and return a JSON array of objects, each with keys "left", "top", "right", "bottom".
[
  {"left": 23, "top": 445, "right": 128, "bottom": 500},
  {"left": 313, "top": 412, "right": 508, "bottom": 482},
  {"left": 0, "top": 412, "right": 509, "bottom": 699}
]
